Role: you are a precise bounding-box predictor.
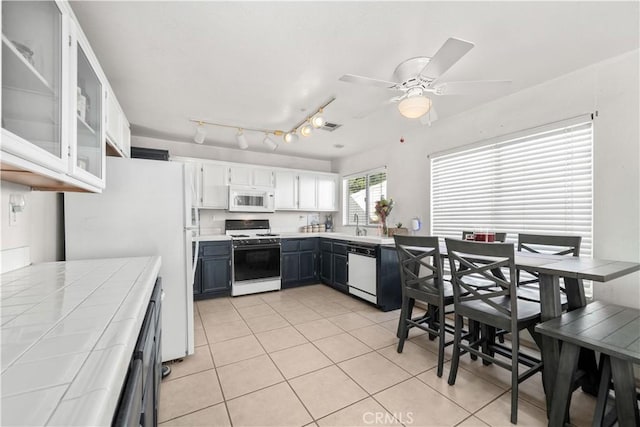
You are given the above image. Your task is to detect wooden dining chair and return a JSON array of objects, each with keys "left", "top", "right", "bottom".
[
  {"left": 394, "top": 235, "right": 454, "bottom": 377},
  {"left": 516, "top": 233, "right": 582, "bottom": 305},
  {"left": 446, "top": 238, "right": 543, "bottom": 424}
]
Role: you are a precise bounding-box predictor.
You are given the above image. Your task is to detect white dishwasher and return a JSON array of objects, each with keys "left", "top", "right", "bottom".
[{"left": 347, "top": 244, "right": 378, "bottom": 304}]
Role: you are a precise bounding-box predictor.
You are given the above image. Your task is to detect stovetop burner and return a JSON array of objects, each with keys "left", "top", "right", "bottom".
[{"left": 256, "top": 233, "right": 279, "bottom": 237}]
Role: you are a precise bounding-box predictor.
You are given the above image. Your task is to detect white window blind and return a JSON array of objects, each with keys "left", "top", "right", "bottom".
[
  {"left": 344, "top": 168, "right": 387, "bottom": 225},
  {"left": 431, "top": 120, "right": 593, "bottom": 295}
]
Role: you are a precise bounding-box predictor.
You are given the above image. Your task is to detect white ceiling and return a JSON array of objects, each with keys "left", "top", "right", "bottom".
[{"left": 70, "top": 1, "right": 639, "bottom": 160}]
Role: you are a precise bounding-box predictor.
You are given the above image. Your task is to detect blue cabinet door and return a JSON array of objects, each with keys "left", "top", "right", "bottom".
[
  {"left": 299, "top": 251, "right": 316, "bottom": 282},
  {"left": 201, "top": 256, "right": 231, "bottom": 294},
  {"left": 281, "top": 252, "right": 300, "bottom": 288}
]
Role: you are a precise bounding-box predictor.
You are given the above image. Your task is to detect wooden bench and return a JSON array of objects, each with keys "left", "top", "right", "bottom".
[{"left": 535, "top": 301, "right": 640, "bottom": 427}]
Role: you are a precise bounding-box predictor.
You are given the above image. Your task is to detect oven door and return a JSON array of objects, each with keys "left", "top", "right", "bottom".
[{"left": 233, "top": 244, "right": 281, "bottom": 282}]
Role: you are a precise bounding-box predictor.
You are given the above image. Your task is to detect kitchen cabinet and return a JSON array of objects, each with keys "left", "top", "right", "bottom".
[
  {"left": 278, "top": 172, "right": 338, "bottom": 212},
  {"left": 69, "top": 26, "right": 105, "bottom": 189},
  {"left": 193, "top": 241, "right": 231, "bottom": 299},
  {"left": 229, "top": 165, "right": 274, "bottom": 187},
  {"left": 318, "top": 238, "right": 402, "bottom": 311},
  {"left": 274, "top": 170, "right": 297, "bottom": 209},
  {"left": 319, "top": 239, "right": 348, "bottom": 292},
  {"left": 1, "top": 0, "right": 125, "bottom": 192},
  {"left": 281, "top": 238, "right": 319, "bottom": 288},
  {"left": 201, "top": 163, "right": 228, "bottom": 209},
  {"left": 105, "top": 86, "right": 130, "bottom": 157},
  {"left": 317, "top": 174, "right": 338, "bottom": 211}
]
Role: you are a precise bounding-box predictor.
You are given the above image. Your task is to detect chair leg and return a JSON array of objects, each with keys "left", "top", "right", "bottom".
[
  {"left": 481, "top": 324, "right": 496, "bottom": 366},
  {"left": 511, "top": 330, "right": 519, "bottom": 424},
  {"left": 397, "top": 297, "right": 410, "bottom": 353},
  {"left": 428, "top": 304, "right": 438, "bottom": 341},
  {"left": 436, "top": 302, "right": 446, "bottom": 377},
  {"left": 469, "top": 320, "right": 479, "bottom": 361},
  {"left": 448, "top": 314, "right": 464, "bottom": 386}
]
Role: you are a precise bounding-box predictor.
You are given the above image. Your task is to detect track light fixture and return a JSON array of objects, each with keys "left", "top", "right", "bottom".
[
  {"left": 189, "top": 97, "right": 335, "bottom": 147},
  {"left": 236, "top": 129, "right": 248, "bottom": 150},
  {"left": 194, "top": 122, "right": 206, "bottom": 144},
  {"left": 263, "top": 134, "right": 278, "bottom": 151},
  {"left": 300, "top": 124, "right": 313, "bottom": 137}
]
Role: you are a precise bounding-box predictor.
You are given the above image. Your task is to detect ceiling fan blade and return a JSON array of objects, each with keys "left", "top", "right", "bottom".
[
  {"left": 339, "top": 74, "right": 400, "bottom": 90},
  {"left": 434, "top": 80, "right": 512, "bottom": 96},
  {"left": 419, "top": 37, "right": 474, "bottom": 79},
  {"left": 420, "top": 105, "right": 439, "bottom": 126}
]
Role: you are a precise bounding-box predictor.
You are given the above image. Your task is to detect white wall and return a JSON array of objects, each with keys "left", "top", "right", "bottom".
[
  {"left": 131, "top": 135, "right": 333, "bottom": 172},
  {"left": 0, "top": 181, "right": 63, "bottom": 269},
  {"left": 333, "top": 50, "right": 640, "bottom": 308}
]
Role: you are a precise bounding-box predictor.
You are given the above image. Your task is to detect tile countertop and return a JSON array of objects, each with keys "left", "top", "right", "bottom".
[
  {"left": 195, "top": 232, "right": 395, "bottom": 245},
  {"left": 0, "top": 256, "right": 161, "bottom": 426}
]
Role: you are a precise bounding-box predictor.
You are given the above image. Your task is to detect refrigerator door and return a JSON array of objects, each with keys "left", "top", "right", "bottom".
[{"left": 65, "top": 157, "right": 194, "bottom": 361}]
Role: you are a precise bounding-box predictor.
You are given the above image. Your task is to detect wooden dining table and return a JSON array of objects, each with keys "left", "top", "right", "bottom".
[
  {"left": 512, "top": 251, "right": 640, "bottom": 411},
  {"left": 433, "top": 242, "right": 640, "bottom": 412}
]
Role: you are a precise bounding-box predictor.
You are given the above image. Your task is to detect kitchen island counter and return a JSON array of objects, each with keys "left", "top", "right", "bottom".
[{"left": 0, "top": 256, "right": 161, "bottom": 426}]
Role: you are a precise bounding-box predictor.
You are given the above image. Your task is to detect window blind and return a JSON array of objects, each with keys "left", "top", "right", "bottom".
[
  {"left": 430, "top": 120, "right": 593, "bottom": 295},
  {"left": 344, "top": 168, "right": 387, "bottom": 226}
]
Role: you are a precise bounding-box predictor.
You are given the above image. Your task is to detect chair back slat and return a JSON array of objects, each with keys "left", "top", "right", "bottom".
[
  {"left": 394, "top": 235, "right": 444, "bottom": 298},
  {"left": 446, "top": 238, "right": 517, "bottom": 319},
  {"left": 517, "top": 234, "right": 582, "bottom": 285}
]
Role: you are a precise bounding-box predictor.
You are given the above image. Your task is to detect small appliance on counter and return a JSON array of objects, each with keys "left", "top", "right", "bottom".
[
  {"left": 225, "top": 219, "right": 281, "bottom": 296},
  {"left": 325, "top": 214, "right": 333, "bottom": 231}
]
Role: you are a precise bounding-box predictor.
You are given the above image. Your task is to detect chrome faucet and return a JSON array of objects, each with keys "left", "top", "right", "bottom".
[{"left": 354, "top": 214, "right": 366, "bottom": 236}]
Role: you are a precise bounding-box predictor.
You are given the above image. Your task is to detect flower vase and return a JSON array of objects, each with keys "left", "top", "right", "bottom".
[{"left": 382, "top": 220, "right": 388, "bottom": 237}]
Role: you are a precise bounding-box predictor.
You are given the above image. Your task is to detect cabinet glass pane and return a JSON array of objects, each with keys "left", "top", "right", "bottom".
[
  {"left": 76, "top": 46, "right": 102, "bottom": 179},
  {"left": 2, "top": 0, "right": 62, "bottom": 157}
]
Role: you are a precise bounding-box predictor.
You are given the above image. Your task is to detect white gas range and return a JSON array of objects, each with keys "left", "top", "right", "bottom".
[{"left": 225, "top": 219, "right": 281, "bottom": 296}]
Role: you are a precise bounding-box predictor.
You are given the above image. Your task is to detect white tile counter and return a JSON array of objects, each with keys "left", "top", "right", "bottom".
[{"left": 0, "top": 256, "right": 161, "bottom": 426}]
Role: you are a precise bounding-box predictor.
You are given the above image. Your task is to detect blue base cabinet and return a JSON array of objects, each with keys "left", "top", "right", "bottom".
[
  {"left": 319, "top": 239, "right": 348, "bottom": 293},
  {"left": 193, "top": 241, "right": 232, "bottom": 299},
  {"left": 281, "top": 238, "right": 319, "bottom": 288}
]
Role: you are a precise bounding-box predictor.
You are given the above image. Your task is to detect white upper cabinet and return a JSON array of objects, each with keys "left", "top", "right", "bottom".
[
  {"left": 201, "top": 163, "right": 228, "bottom": 209},
  {"left": 317, "top": 174, "right": 338, "bottom": 211},
  {"left": 105, "top": 86, "right": 130, "bottom": 157},
  {"left": 1, "top": 0, "right": 68, "bottom": 174},
  {"left": 274, "top": 171, "right": 297, "bottom": 210},
  {"left": 298, "top": 174, "right": 318, "bottom": 210},
  {"left": 1, "top": 0, "right": 126, "bottom": 192},
  {"left": 229, "top": 165, "right": 274, "bottom": 187},
  {"left": 69, "top": 24, "right": 105, "bottom": 189}
]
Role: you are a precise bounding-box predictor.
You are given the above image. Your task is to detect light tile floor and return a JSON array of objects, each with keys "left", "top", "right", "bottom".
[{"left": 159, "top": 284, "right": 597, "bottom": 427}]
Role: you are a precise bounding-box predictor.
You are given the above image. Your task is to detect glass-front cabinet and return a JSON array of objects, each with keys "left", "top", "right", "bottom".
[
  {"left": 1, "top": 0, "right": 67, "bottom": 172},
  {"left": 70, "top": 32, "right": 104, "bottom": 187},
  {"left": 1, "top": 0, "right": 110, "bottom": 192}
]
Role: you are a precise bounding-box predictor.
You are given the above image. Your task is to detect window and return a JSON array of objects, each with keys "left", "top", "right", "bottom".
[
  {"left": 430, "top": 118, "right": 593, "bottom": 295},
  {"left": 343, "top": 168, "right": 387, "bottom": 225}
]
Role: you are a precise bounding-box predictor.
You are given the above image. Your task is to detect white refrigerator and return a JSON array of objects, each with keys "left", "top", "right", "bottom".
[{"left": 65, "top": 156, "right": 195, "bottom": 362}]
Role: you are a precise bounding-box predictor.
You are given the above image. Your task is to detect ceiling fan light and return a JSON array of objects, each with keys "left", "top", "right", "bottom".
[
  {"left": 284, "top": 132, "right": 298, "bottom": 144},
  {"left": 398, "top": 96, "right": 432, "bottom": 119},
  {"left": 311, "top": 115, "right": 325, "bottom": 128},
  {"left": 236, "top": 129, "right": 248, "bottom": 150},
  {"left": 263, "top": 135, "right": 278, "bottom": 151},
  {"left": 300, "top": 124, "right": 313, "bottom": 137},
  {"left": 194, "top": 126, "right": 206, "bottom": 144}
]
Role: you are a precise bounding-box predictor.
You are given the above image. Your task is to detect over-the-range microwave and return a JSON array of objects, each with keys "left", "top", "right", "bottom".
[{"left": 228, "top": 185, "right": 275, "bottom": 212}]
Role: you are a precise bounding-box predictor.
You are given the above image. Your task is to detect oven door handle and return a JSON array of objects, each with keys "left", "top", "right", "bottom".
[{"left": 233, "top": 244, "right": 281, "bottom": 251}]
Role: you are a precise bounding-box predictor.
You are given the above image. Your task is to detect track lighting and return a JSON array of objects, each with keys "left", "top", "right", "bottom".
[
  {"left": 300, "top": 124, "right": 313, "bottom": 137},
  {"left": 189, "top": 96, "right": 335, "bottom": 148},
  {"left": 194, "top": 123, "right": 206, "bottom": 144},
  {"left": 284, "top": 132, "right": 298, "bottom": 144},
  {"left": 263, "top": 134, "right": 277, "bottom": 151},
  {"left": 236, "top": 129, "right": 249, "bottom": 150},
  {"left": 311, "top": 114, "right": 325, "bottom": 129}
]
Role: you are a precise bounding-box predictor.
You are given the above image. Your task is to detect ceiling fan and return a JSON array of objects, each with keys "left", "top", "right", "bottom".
[{"left": 339, "top": 37, "right": 511, "bottom": 125}]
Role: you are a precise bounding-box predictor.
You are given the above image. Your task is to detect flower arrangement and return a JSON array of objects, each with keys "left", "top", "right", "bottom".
[{"left": 374, "top": 197, "right": 394, "bottom": 236}]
